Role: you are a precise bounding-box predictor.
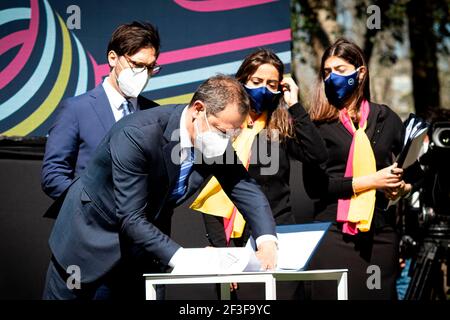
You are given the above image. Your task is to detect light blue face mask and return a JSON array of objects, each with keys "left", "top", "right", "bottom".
[
  {"left": 244, "top": 85, "right": 281, "bottom": 114},
  {"left": 324, "top": 68, "right": 360, "bottom": 107}
]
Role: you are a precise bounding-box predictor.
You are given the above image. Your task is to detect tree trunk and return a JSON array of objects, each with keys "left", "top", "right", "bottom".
[
  {"left": 407, "top": 0, "right": 441, "bottom": 117},
  {"left": 297, "top": 0, "right": 338, "bottom": 69},
  {"left": 363, "top": 0, "right": 391, "bottom": 63}
]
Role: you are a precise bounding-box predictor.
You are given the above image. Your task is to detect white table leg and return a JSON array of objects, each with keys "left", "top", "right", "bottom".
[
  {"left": 337, "top": 272, "right": 348, "bottom": 300},
  {"left": 264, "top": 275, "right": 277, "bottom": 300},
  {"left": 145, "top": 281, "right": 157, "bottom": 300},
  {"left": 220, "top": 283, "right": 230, "bottom": 300}
]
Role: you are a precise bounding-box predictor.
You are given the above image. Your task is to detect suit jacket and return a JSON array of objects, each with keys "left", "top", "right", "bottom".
[
  {"left": 41, "top": 85, "right": 158, "bottom": 199},
  {"left": 46, "top": 104, "right": 276, "bottom": 283}
]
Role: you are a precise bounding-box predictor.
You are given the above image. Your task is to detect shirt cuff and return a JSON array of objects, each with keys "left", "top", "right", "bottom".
[
  {"left": 168, "top": 247, "right": 184, "bottom": 268},
  {"left": 255, "top": 235, "right": 278, "bottom": 248}
]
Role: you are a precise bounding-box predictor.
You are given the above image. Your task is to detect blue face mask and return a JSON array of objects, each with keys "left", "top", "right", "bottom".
[
  {"left": 324, "top": 68, "right": 359, "bottom": 107},
  {"left": 244, "top": 85, "right": 281, "bottom": 114}
]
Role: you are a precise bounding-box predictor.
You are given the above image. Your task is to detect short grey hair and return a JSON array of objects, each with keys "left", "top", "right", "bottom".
[{"left": 189, "top": 74, "right": 250, "bottom": 116}]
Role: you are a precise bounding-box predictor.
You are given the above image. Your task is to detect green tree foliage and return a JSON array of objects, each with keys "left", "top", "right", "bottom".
[{"left": 291, "top": 0, "right": 450, "bottom": 116}]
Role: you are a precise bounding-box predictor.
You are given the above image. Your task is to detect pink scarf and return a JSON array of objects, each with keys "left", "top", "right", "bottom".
[{"left": 336, "top": 100, "right": 374, "bottom": 235}]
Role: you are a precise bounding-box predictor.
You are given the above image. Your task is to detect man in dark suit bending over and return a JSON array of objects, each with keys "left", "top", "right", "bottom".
[{"left": 43, "top": 75, "right": 278, "bottom": 300}]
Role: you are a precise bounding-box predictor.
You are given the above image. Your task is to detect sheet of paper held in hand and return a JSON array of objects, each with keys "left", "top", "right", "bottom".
[
  {"left": 386, "top": 128, "right": 428, "bottom": 209},
  {"left": 171, "top": 223, "right": 330, "bottom": 274}
]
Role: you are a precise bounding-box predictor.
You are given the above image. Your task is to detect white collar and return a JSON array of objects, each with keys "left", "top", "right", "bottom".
[
  {"left": 179, "top": 105, "right": 193, "bottom": 149},
  {"left": 179, "top": 106, "right": 194, "bottom": 162}
]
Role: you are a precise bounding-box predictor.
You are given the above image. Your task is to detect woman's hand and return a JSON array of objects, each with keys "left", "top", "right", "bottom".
[
  {"left": 384, "top": 181, "right": 412, "bottom": 201},
  {"left": 372, "top": 163, "right": 404, "bottom": 189},
  {"left": 280, "top": 77, "right": 299, "bottom": 107},
  {"left": 353, "top": 163, "right": 403, "bottom": 193}
]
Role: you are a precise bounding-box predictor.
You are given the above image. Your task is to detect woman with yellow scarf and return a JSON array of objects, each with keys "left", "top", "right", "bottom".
[
  {"left": 303, "top": 39, "right": 415, "bottom": 300},
  {"left": 190, "top": 48, "right": 328, "bottom": 298}
]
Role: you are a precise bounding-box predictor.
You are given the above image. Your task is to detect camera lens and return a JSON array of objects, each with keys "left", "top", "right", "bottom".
[
  {"left": 432, "top": 123, "right": 450, "bottom": 149},
  {"left": 438, "top": 129, "right": 450, "bottom": 147}
]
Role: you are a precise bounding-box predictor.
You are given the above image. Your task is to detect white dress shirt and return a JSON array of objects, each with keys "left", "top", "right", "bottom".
[
  {"left": 178, "top": 106, "right": 193, "bottom": 163},
  {"left": 102, "top": 77, "right": 138, "bottom": 122}
]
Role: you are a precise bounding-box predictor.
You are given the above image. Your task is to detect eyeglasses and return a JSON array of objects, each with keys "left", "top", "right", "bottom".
[{"left": 123, "top": 55, "right": 162, "bottom": 76}]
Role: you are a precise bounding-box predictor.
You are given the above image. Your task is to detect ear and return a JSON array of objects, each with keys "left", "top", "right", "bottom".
[
  {"left": 358, "top": 66, "right": 367, "bottom": 83},
  {"left": 108, "top": 50, "right": 118, "bottom": 69},
  {"left": 191, "top": 100, "right": 205, "bottom": 119}
]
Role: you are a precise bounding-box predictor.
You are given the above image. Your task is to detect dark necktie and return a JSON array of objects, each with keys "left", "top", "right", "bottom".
[
  {"left": 170, "top": 147, "right": 195, "bottom": 202},
  {"left": 121, "top": 99, "right": 133, "bottom": 117}
]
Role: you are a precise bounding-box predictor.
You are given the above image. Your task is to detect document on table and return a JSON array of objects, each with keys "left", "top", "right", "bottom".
[
  {"left": 275, "top": 230, "right": 326, "bottom": 270},
  {"left": 171, "top": 247, "right": 260, "bottom": 275},
  {"left": 171, "top": 222, "right": 330, "bottom": 274},
  {"left": 246, "top": 222, "right": 331, "bottom": 271}
]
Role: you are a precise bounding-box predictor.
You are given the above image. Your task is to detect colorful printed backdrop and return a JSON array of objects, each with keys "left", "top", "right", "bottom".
[{"left": 0, "top": 0, "right": 291, "bottom": 137}]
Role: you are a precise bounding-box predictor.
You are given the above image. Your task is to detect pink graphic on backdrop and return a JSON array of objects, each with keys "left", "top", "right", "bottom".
[
  {"left": 0, "top": 0, "right": 39, "bottom": 90},
  {"left": 174, "top": 0, "right": 277, "bottom": 12},
  {"left": 91, "top": 29, "right": 291, "bottom": 85},
  {"left": 88, "top": 53, "right": 110, "bottom": 86},
  {"left": 0, "top": 30, "right": 28, "bottom": 55},
  {"left": 158, "top": 29, "right": 291, "bottom": 64}
]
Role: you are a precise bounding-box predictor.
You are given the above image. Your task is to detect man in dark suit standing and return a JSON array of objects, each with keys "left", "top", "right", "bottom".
[
  {"left": 43, "top": 75, "right": 278, "bottom": 300},
  {"left": 41, "top": 21, "right": 161, "bottom": 199}
]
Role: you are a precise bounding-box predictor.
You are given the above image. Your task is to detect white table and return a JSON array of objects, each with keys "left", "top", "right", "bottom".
[{"left": 144, "top": 269, "right": 348, "bottom": 300}]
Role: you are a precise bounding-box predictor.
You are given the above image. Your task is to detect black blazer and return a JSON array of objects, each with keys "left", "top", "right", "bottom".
[
  {"left": 46, "top": 104, "right": 276, "bottom": 282},
  {"left": 303, "top": 102, "right": 406, "bottom": 229},
  {"left": 247, "top": 103, "right": 328, "bottom": 224}
]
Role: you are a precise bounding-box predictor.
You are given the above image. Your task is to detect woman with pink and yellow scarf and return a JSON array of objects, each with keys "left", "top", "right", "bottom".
[{"left": 304, "top": 39, "right": 414, "bottom": 300}]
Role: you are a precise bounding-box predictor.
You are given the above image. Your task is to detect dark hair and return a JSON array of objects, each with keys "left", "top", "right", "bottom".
[
  {"left": 235, "top": 48, "right": 294, "bottom": 141},
  {"left": 190, "top": 74, "right": 250, "bottom": 116},
  {"left": 309, "top": 38, "right": 371, "bottom": 122},
  {"left": 236, "top": 48, "right": 284, "bottom": 84},
  {"left": 107, "top": 21, "right": 160, "bottom": 59}
]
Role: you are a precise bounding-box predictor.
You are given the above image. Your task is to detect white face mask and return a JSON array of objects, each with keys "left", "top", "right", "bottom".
[
  {"left": 116, "top": 59, "right": 149, "bottom": 98},
  {"left": 194, "top": 112, "right": 230, "bottom": 159}
]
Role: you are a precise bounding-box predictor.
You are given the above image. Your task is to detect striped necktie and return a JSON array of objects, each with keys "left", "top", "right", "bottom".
[
  {"left": 121, "top": 99, "right": 133, "bottom": 117},
  {"left": 170, "top": 147, "right": 195, "bottom": 202}
]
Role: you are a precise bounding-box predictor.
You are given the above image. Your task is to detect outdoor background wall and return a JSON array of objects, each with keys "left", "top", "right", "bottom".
[{"left": 0, "top": 0, "right": 291, "bottom": 137}]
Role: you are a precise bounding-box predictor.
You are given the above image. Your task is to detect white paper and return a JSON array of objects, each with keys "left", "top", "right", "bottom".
[
  {"left": 171, "top": 228, "right": 327, "bottom": 274},
  {"left": 398, "top": 129, "right": 428, "bottom": 169},
  {"left": 387, "top": 128, "right": 428, "bottom": 209},
  {"left": 245, "top": 229, "right": 326, "bottom": 271},
  {"left": 276, "top": 231, "right": 324, "bottom": 270},
  {"left": 171, "top": 247, "right": 256, "bottom": 275}
]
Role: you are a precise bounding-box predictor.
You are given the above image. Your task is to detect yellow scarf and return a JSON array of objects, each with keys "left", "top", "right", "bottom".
[
  {"left": 337, "top": 100, "right": 377, "bottom": 234},
  {"left": 190, "top": 112, "right": 268, "bottom": 239}
]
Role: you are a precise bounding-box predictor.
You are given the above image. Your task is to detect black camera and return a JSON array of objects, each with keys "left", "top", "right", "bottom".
[
  {"left": 431, "top": 121, "right": 450, "bottom": 149},
  {"left": 400, "top": 113, "right": 450, "bottom": 300},
  {"left": 419, "top": 120, "right": 450, "bottom": 217}
]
